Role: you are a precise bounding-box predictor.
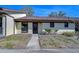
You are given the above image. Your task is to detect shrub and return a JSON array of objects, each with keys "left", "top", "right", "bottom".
[
  {"left": 62, "top": 32, "right": 75, "bottom": 37},
  {"left": 52, "top": 29, "right": 58, "bottom": 32},
  {"left": 54, "top": 29, "right": 58, "bottom": 32}
]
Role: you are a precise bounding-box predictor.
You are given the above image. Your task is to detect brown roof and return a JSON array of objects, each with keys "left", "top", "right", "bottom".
[
  {"left": 14, "top": 16, "right": 79, "bottom": 23},
  {"left": 0, "top": 8, "right": 25, "bottom": 14}
]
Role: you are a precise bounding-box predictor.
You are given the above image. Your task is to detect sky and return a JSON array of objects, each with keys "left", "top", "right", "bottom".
[{"left": 0, "top": 5, "right": 79, "bottom": 17}]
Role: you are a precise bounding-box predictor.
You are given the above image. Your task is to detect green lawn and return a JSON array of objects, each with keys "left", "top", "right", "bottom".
[
  {"left": 0, "top": 34, "right": 31, "bottom": 49},
  {"left": 39, "top": 35, "right": 79, "bottom": 49}
]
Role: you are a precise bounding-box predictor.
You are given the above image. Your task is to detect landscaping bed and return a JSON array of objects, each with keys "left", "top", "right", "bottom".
[
  {"left": 39, "top": 34, "right": 79, "bottom": 49},
  {"left": 0, "top": 34, "right": 32, "bottom": 49}
]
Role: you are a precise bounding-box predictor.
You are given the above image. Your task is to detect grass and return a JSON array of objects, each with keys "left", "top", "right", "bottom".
[
  {"left": 0, "top": 34, "right": 31, "bottom": 49},
  {"left": 62, "top": 32, "right": 75, "bottom": 37},
  {"left": 39, "top": 35, "right": 79, "bottom": 49}
]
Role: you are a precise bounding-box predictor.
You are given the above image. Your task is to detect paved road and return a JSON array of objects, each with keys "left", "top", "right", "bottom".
[
  {"left": 0, "top": 49, "right": 79, "bottom": 53},
  {"left": 25, "top": 49, "right": 79, "bottom": 53},
  {"left": 26, "top": 34, "right": 40, "bottom": 49}
]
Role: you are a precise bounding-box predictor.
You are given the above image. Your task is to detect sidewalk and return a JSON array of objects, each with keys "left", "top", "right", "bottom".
[
  {"left": 0, "top": 49, "right": 79, "bottom": 53},
  {"left": 26, "top": 34, "right": 40, "bottom": 49}
]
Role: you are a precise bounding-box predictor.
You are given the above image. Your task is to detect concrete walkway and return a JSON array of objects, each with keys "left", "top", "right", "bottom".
[{"left": 26, "top": 34, "right": 40, "bottom": 49}]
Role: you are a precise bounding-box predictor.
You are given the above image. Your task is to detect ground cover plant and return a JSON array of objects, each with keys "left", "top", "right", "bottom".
[{"left": 0, "top": 34, "right": 31, "bottom": 49}]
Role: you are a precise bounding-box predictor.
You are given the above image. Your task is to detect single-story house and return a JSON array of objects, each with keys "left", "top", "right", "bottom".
[{"left": 0, "top": 8, "right": 79, "bottom": 36}]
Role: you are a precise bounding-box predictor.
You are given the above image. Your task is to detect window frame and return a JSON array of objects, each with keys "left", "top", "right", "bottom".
[
  {"left": 21, "top": 22, "right": 28, "bottom": 33},
  {"left": 50, "top": 22, "right": 54, "bottom": 27},
  {"left": 64, "top": 22, "right": 68, "bottom": 28}
]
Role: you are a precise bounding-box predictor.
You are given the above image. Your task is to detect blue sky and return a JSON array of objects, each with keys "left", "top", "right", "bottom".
[{"left": 0, "top": 5, "right": 79, "bottom": 17}]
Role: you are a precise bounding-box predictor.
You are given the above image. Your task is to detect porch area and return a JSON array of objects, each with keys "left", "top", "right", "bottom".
[{"left": 15, "top": 22, "right": 43, "bottom": 34}]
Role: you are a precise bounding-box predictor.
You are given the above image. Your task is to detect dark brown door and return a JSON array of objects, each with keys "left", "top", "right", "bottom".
[{"left": 33, "top": 22, "right": 38, "bottom": 34}]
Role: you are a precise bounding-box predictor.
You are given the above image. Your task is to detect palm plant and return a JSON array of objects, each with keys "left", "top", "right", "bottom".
[{"left": 45, "top": 29, "right": 51, "bottom": 34}]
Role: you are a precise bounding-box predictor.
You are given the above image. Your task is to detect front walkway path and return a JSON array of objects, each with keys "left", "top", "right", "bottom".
[{"left": 26, "top": 34, "right": 40, "bottom": 49}]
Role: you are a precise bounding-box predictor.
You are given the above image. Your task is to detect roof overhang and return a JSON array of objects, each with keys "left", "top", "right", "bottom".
[{"left": 14, "top": 16, "right": 79, "bottom": 23}]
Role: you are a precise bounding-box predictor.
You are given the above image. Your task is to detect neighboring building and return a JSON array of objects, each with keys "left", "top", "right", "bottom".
[
  {"left": 0, "top": 8, "right": 79, "bottom": 36},
  {"left": 0, "top": 8, "right": 26, "bottom": 36}
]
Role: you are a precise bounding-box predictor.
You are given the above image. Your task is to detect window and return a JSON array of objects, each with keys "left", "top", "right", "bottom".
[
  {"left": 50, "top": 22, "right": 54, "bottom": 27},
  {"left": 21, "top": 23, "right": 28, "bottom": 33},
  {"left": 64, "top": 22, "right": 68, "bottom": 27},
  {"left": 75, "top": 23, "right": 79, "bottom": 31},
  {"left": 0, "top": 17, "right": 2, "bottom": 34}
]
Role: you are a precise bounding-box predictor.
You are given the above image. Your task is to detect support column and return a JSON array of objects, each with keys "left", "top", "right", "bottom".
[
  {"left": 38, "top": 23, "right": 42, "bottom": 34},
  {"left": 2, "top": 16, "right": 6, "bottom": 36},
  {"left": 15, "top": 22, "right": 21, "bottom": 34},
  {"left": 28, "top": 22, "right": 32, "bottom": 34}
]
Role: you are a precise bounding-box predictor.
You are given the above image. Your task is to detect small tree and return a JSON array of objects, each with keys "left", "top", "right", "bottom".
[
  {"left": 19, "top": 6, "right": 34, "bottom": 16},
  {"left": 48, "top": 12, "right": 58, "bottom": 17},
  {"left": 48, "top": 11, "right": 66, "bottom": 17},
  {"left": 58, "top": 11, "right": 66, "bottom": 17}
]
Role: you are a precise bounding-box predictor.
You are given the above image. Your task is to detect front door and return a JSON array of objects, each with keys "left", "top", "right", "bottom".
[{"left": 33, "top": 22, "right": 38, "bottom": 34}]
